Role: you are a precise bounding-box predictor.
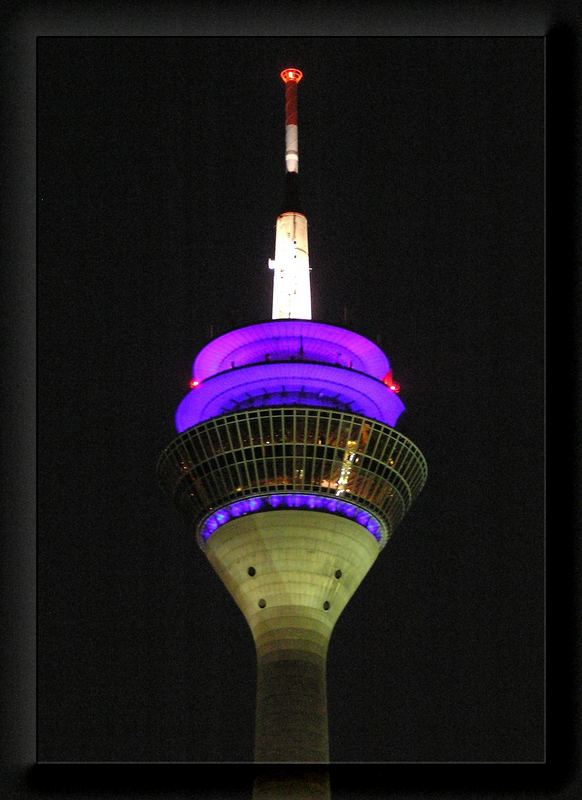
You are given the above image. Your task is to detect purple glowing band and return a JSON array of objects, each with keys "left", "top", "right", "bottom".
[
  {"left": 175, "top": 361, "right": 405, "bottom": 431},
  {"left": 199, "top": 493, "right": 384, "bottom": 544},
  {"left": 193, "top": 320, "right": 390, "bottom": 381}
]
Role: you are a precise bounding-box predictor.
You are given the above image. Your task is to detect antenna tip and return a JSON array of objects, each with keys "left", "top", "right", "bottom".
[{"left": 280, "top": 67, "right": 303, "bottom": 84}]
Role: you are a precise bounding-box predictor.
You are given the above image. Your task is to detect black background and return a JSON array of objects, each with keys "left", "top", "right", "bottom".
[{"left": 35, "top": 37, "right": 545, "bottom": 765}]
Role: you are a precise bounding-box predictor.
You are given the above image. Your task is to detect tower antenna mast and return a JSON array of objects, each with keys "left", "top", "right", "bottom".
[
  {"left": 281, "top": 66, "right": 302, "bottom": 173},
  {"left": 268, "top": 67, "right": 312, "bottom": 320}
]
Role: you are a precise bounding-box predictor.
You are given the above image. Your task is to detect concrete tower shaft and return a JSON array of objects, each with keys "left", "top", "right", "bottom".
[{"left": 205, "top": 511, "right": 379, "bottom": 764}]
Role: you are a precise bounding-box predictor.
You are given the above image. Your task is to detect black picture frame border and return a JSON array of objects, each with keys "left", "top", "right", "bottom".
[{"left": 2, "top": 2, "right": 578, "bottom": 798}]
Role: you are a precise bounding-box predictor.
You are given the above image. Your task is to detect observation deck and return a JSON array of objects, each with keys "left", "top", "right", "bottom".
[{"left": 157, "top": 406, "right": 427, "bottom": 549}]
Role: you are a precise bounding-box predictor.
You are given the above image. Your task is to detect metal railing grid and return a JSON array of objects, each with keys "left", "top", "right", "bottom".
[{"left": 158, "top": 407, "right": 427, "bottom": 548}]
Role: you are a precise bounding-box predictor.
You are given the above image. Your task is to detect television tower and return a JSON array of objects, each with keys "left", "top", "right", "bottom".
[{"left": 158, "top": 68, "right": 427, "bottom": 798}]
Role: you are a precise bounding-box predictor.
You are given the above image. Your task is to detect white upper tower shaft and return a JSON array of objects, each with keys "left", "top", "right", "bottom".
[
  {"left": 268, "top": 68, "right": 312, "bottom": 320},
  {"left": 269, "top": 210, "right": 311, "bottom": 320}
]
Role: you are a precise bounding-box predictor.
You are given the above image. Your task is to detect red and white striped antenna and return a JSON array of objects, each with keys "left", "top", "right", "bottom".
[{"left": 280, "top": 67, "right": 303, "bottom": 173}]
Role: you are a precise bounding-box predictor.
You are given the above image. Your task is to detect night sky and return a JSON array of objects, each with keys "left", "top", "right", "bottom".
[{"left": 37, "top": 37, "right": 544, "bottom": 765}]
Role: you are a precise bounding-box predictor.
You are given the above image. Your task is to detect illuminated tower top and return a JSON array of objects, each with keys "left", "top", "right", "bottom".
[
  {"left": 175, "top": 67, "right": 406, "bottom": 474},
  {"left": 158, "top": 68, "right": 427, "bottom": 788},
  {"left": 268, "top": 67, "right": 311, "bottom": 320}
]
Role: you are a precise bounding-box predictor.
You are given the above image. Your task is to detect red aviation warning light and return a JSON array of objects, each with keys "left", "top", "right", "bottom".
[
  {"left": 382, "top": 371, "right": 401, "bottom": 393},
  {"left": 280, "top": 67, "right": 303, "bottom": 84}
]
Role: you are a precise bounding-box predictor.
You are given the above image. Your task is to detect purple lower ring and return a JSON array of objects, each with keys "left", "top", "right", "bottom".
[{"left": 199, "top": 493, "right": 384, "bottom": 543}]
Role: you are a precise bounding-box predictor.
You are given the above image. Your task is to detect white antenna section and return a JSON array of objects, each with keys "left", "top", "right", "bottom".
[{"left": 269, "top": 211, "right": 311, "bottom": 320}]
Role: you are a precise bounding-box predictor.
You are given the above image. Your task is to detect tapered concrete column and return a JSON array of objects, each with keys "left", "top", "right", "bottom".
[
  {"left": 254, "top": 622, "right": 330, "bottom": 762},
  {"left": 253, "top": 639, "right": 331, "bottom": 798},
  {"left": 204, "top": 510, "right": 380, "bottom": 797}
]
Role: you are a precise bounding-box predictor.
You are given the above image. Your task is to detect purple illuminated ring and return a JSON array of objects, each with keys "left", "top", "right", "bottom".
[
  {"left": 198, "top": 492, "right": 385, "bottom": 544},
  {"left": 193, "top": 320, "right": 390, "bottom": 381}
]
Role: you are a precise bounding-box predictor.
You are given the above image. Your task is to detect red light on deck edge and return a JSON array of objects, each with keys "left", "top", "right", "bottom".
[
  {"left": 382, "top": 372, "right": 400, "bottom": 393},
  {"left": 189, "top": 379, "right": 200, "bottom": 389}
]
